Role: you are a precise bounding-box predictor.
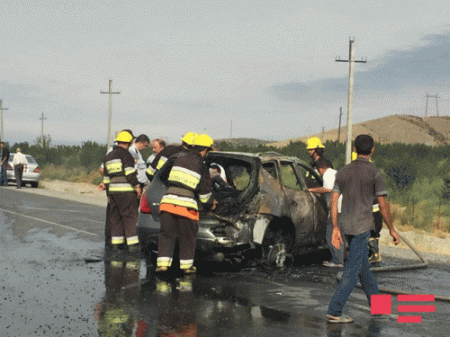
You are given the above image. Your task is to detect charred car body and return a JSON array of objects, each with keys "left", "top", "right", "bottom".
[{"left": 138, "top": 151, "right": 328, "bottom": 267}]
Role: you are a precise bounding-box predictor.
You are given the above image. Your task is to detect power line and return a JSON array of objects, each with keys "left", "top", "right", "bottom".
[
  {"left": 336, "top": 38, "right": 367, "bottom": 164},
  {"left": 101, "top": 80, "right": 121, "bottom": 149},
  {"left": 0, "top": 100, "right": 9, "bottom": 142}
]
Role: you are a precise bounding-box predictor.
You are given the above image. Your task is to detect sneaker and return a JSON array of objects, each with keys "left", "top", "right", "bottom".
[
  {"left": 323, "top": 261, "right": 344, "bottom": 268},
  {"left": 369, "top": 252, "right": 382, "bottom": 264},
  {"left": 155, "top": 266, "right": 168, "bottom": 273}
]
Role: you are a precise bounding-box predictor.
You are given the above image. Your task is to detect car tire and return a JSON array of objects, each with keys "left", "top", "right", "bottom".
[
  {"left": 31, "top": 182, "right": 39, "bottom": 188},
  {"left": 262, "top": 225, "right": 294, "bottom": 268}
]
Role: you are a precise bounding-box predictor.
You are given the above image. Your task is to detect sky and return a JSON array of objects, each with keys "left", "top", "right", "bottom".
[{"left": 2, "top": 0, "right": 450, "bottom": 146}]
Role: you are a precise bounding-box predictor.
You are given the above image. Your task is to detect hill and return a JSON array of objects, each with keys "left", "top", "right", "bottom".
[
  {"left": 215, "top": 138, "right": 274, "bottom": 148},
  {"left": 268, "top": 115, "right": 450, "bottom": 148}
]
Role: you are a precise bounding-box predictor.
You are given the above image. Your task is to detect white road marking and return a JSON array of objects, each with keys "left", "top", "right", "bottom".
[
  {"left": 19, "top": 206, "right": 92, "bottom": 213},
  {"left": 0, "top": 208, "right": 99, "bottom": 236}
]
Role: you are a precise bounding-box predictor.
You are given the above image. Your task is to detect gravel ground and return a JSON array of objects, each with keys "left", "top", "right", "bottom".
[{"left": 15, "top": 178, "right": 450, "bottom": 265}]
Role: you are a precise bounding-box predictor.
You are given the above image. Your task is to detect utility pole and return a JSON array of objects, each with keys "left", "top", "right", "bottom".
[
  {"left": 424, "top": 93, "right": 440, "bottom": 117},
  {"left": 336, "top": 38, "right": 367, "bottom": 164},
  {"left": 0, "top": 100, "right": 9, "bottom": 142},
  {"left": 321, "top": 126, "right": 325, "bottom": 142},
  {"left": 39, "top": 113, "right": 47, "bottom": 146},
  {"left": 101, "top": 80, "right": 121, "bottom": 149},
  {"left": 337, "top": 107, "right": 342, "bottom": 143},
  {"left": 230, "top": 120, "right": 232, "bottom": 139}
]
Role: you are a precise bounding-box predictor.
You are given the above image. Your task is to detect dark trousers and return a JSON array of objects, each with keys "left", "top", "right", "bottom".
[
  {"left": 0, "top": 162, "right": 7, "bottom": 186},
  {"left": 108, "top": 192, "right": 139, "bottom": 245},
  {"left": 157, "top": 212, "right": 198, "bottom": 269},
  {"left": 371, "top": 211, "right": 383, "bottom": 238},
  {"left": 14, "top": 164, "right": 24, "bottom": 188}
]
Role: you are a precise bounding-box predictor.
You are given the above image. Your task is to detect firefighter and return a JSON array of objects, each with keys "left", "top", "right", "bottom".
[
  {"left": 352, "top": 151, "right": 382, "bottom": 264},
  {"left": 103, "top": 131, "right": 142, "bottom": 252},
  {"left": 155, "top": 133, "right": 214, "bottom": 274},
  {"left": 146, "top": 131, "right": 197, "bottom": 182},
  {"left": 306, "top": 136, "right": 334, "bottom": 170}
]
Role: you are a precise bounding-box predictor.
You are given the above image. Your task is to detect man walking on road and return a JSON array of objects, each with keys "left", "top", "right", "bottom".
[
  {"left": 326, "top": 134, "right": 400, "bottom": 324},
  {"left": 0, "top": 142, "right": 10, "bottom": 186},
  {"left": 13, "top": 148, "right": 28, "bottom": 189}
]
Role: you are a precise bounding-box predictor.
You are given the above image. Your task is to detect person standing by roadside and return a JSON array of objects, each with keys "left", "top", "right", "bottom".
[
  {"left": 146, "top": 138, "right": 166, "bottom": 167},
  {"left": 99, "top": 129, "right": 134, "bottom": 247},
  {"left": 129, "top": 134, "right": 150, "bottom": 189},
  {"left": 13, "top": 148, "right": 28, "bottom": 189},
  {"left": 306, "top": 137, "right": 334, "bottom": 171},
  {"left": 102, "top": 131, "right": 142, "bottom": 252},
  {"left": 326, "top": 134, "right": 400, "bottom": 324},
  {"left": 0, "top": 142, "right": 10, "bottom": 186},
  {"left": 308, "top": 158, "right": 344, "bottom": 267},
  {"left": 155, "top": 134, "right": 214, "bottom": 274}
]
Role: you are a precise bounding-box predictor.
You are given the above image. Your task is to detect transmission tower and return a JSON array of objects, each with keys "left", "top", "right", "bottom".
[{"left": 424, "top": 93, "right": 440, "bottom": 117}]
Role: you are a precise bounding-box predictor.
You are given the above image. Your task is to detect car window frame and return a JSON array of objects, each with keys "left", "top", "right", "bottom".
[{"left": 278, "top": 160, "right": 305, "bottom": 191}]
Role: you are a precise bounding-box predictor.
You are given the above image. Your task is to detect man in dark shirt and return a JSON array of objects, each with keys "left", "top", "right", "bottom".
[
  {"left": 0, "top": 142, "right": 10, "bottom": 186},
  {"left": 326, "top": 134, "right": 400, "bottom": 324}
]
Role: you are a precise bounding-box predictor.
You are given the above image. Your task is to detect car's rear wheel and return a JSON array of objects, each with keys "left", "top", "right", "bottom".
[
  {"left": 262, "top": 223, "right": 294, "bottom": 268},
  {"left": 31, "top": 182, "right": 39, "bottom": 188}
]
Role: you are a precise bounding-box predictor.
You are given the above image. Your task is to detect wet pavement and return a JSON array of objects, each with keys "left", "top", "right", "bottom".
[{"left": 1, "top": 187, "right": 449, "bottom": 336}]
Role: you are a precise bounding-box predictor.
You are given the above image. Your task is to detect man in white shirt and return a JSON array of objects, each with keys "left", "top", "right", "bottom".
[
  {"left": 13, "top": 148, "right": 28, "bottom": 189},
  {"left": 308, "top": 158, "right": 344, "bottom": 267},
  {"left": 128, "top": 134, "right": 150, "bottom": 188}
]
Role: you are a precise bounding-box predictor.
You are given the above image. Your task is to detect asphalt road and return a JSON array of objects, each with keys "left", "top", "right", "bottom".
[{"left": 1, "top": 186, "right": 449, "bottom": 336}]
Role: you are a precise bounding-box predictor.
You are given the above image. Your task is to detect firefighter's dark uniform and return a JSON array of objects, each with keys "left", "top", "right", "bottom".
[
  {"left": 156, "top": 151, "right": 212, "bottom": 271},
  {"left": 146, "top": 145, "right": 187, "bottom": 182},
  {"left": 103, "top": 146, "right": 140, "bottom": 247}
]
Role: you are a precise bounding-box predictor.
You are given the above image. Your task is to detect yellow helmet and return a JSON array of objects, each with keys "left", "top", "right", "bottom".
[
  {"left": 306, "top": 137, "right": 325, "bottom": 149},
  {"left": 115, "top": 131, "right": 133, "bottom": 143},
  {"left": 181, "top": 131, "right": 198, "bottom": 146},
  {"left": 193, "top": 134, "right": 214, "bottom": 148}
]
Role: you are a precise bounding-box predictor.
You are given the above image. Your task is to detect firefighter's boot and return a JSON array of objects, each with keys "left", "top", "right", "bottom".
[{"left": 368, "top": 238, "right": 381, "bottom": 264}]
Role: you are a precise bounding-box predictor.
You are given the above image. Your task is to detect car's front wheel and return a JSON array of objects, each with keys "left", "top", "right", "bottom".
[
  {"left": 262, "top": 223, "right": 294, "bottom": 268},
  {"left": 31, "top": 182, "right": 39, "bottom": 188}
]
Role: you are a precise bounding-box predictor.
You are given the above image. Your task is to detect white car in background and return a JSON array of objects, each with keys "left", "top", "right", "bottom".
[{"left": 7, "top": 154, "right": 41, "bottom": 188}]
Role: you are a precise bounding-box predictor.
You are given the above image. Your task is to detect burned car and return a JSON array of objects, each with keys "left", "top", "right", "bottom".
[{"left": 138, "top": 151, "right": 328, "bottom": 267}]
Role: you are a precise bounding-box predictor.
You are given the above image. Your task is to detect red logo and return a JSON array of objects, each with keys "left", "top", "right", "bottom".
[{"left": 371, "top": 294, "right": 435, "bottom": 323}]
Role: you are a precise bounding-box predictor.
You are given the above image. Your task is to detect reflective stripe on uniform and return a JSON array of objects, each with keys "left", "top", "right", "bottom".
[
  {"left": 146, "top": 166, "right": 156, "bottom": 176},
  {"left": 105, "top": 159, "right": 123, "bottom": 174},
  {"left": 373, "top": 204, "right": 380, "bottom": 212},
  {"left": 103, "top": 176, "right": 111, "bottom": 184},
  {"left": 126, "top": 236, "right": 139, "bottom": 245},
  {"left": 180, "top": 259, "right": 194, "bottom": 269},
  {"left": 199, "top": 192, "right": 212, "bottom": 203},
  {"left": 156, "top": 156, "right": 168, "bottom": 170},
  {"left": 168, "top": 166, "right": 201, "bottom": 189},
  {"left": 157, "top": 257, "right": 173, "bottom": 267},
  {"left": 126, "top": 261, "right": 139, "bottom": 270},
  {"left": 109, "top": 183, "right": 136, "bottom": 192},
  {"left": 111, "top": 236, "right": 125, "bottom": 245},
  {"left": 124, "top": 166, "right": 136, "bottom": 176},
  {"left": 111, "top": 260, "right": 123, "bottom": 267},
  {"left": 160, "top": 194, "right": 198, "bottom": 210}
]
